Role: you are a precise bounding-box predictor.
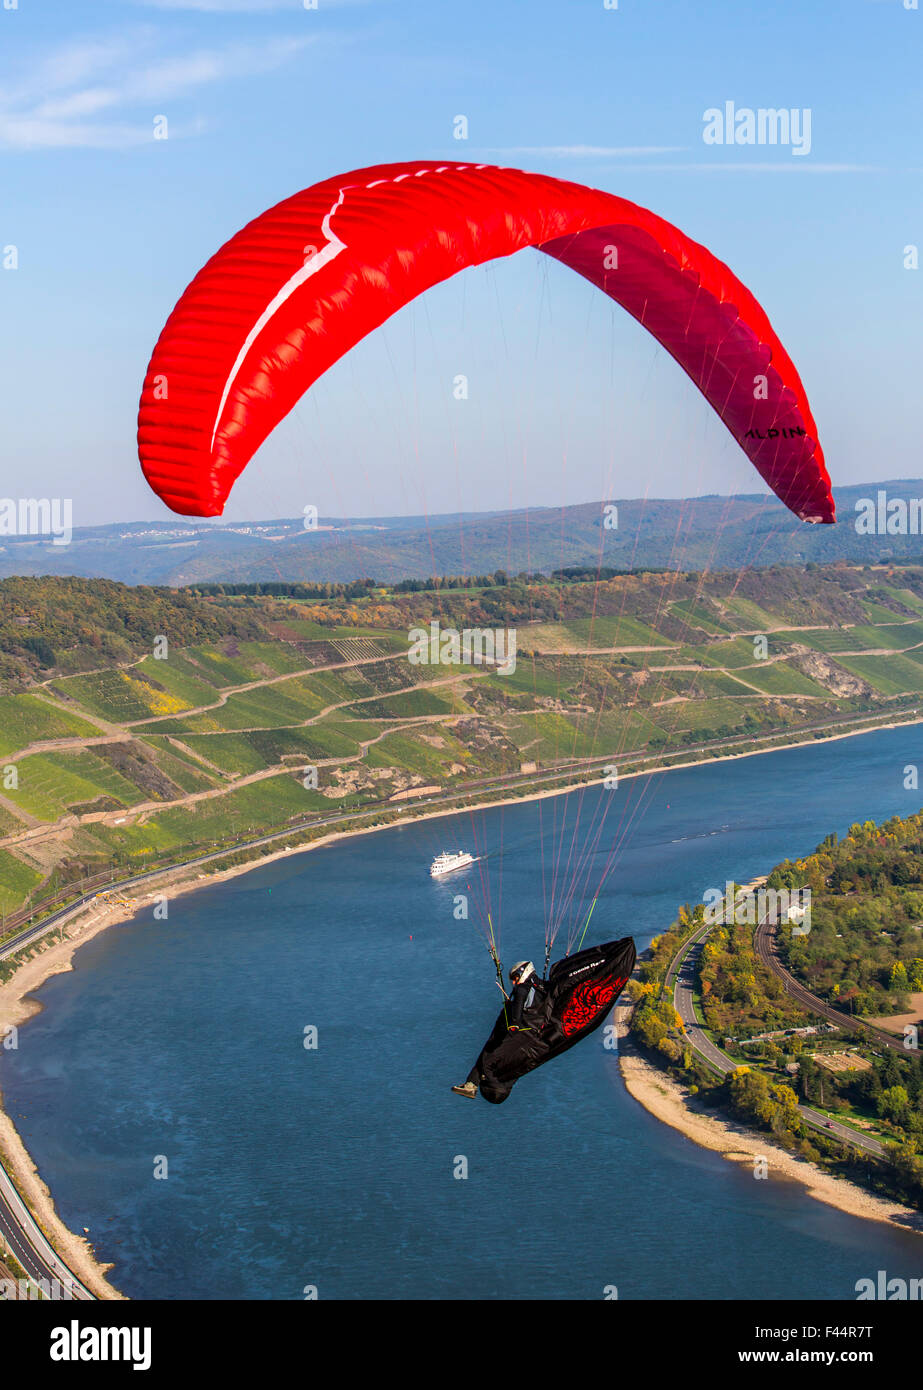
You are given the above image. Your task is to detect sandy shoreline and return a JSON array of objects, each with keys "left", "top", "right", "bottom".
[
  {"left": 0, "top": 710, "right": 920, "bottom": 1298},
  {"left": 618, "top": 1041, "right": 923, "bottom": 1237}
]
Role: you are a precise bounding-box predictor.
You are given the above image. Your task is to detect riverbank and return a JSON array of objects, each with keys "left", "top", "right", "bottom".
[
  {"left": 7, "top": 704, "right": 919, "bottom": 984},
  {"left": 1, "top": 710, "right": 922, "bottom": 1299},
  {"left": 0, "top": 893, "right": 139, "bottom": 1298},
  {"left": 2, "top": 700, "right": 919, "bottom": 916},
  {"left": 619, "top": 1042, "right": 923, "bottom": 1237}
]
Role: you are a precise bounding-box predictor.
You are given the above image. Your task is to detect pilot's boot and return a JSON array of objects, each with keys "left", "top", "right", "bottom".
[{"left": 451, "top": 1081, "right": 478, "bottom": 1098}]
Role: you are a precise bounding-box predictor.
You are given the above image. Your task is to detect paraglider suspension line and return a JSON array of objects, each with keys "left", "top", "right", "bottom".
[
  {"left": 575, "top": 895, "right": 599, "bottom": 955},
  {"left": 486, "top": 912, "right": 509, "bottom": 1022}
]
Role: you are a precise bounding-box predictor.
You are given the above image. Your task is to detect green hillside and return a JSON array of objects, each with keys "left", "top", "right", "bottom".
[{"left": 3, "top": 563, "right": 923, "bottom": 923}]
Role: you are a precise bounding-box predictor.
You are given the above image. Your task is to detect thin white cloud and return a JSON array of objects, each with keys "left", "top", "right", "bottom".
[
  {"left": 33, "top": 89, "right": 123, "bottom": 122},
  {"left": 0, "top": 31, "right": 312, "bottom": 149},
  {"left": 0, "top": 117, "right": 170, "bottom": 150},
  {"left": 37, "top": 35, "right": 143, "bottom": 91},
  {"left": 2, "top": 34, "right": 142, "bottom": 110},
  {"left": 126, "top": 37, "right": 309, "bottom": 100}
]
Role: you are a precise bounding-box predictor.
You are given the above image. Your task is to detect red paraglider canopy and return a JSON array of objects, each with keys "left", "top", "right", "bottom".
[{"left": 137, "top": 160, "right": 834, "bottom": 523}]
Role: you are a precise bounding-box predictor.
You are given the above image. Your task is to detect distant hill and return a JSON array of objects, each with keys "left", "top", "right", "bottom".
[{"left": 2, "top": 481, "right": 921, "bottom": 585}]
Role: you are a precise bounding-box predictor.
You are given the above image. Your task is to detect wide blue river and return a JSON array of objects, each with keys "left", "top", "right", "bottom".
[{"left": 4, "top": 726, "right": 923, "bottom": 1299}]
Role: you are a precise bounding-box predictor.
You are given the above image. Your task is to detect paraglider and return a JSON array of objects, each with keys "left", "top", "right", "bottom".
[
  {"left": 453, "top": 938, "right": 636, "bottom": 1104},
  {"left": 138, "top": 160, "right": 834, "bottom": 524},
  {"left": 136, "top": 160, "right": 830, "bottom": 1103}
]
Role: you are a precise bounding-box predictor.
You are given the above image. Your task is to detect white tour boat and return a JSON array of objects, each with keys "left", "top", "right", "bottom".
[{"left": 430, "top": 850, "right": 477, "bottom": 878}]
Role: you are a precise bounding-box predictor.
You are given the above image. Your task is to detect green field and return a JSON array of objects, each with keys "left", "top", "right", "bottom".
[
  {"left": 131, "top": 656, "right": 226, "bottom": 708},
  {"left": 734, "top": 662, "right": 828, "bottom": 697},
  {"left": 277, "top": 619, "right": 404, "bottom": 645},
  {"left": 666, "top": 601, "right": 731, "bottom": 636},
  {"left": 50, "top": 668, "right": 190, "bottom": 722},
  {"left": 175, "top": 724, "right": 365, "bottom": 775},
  {"left": 3, "top": 749, "right": 155, "bottom": 820},
  {"left": 134, "top": 739, "right": 222, "bottom": 794},
  {"left": 651, "top": 697, "right": 766, "bottom": 736},
  {"left": 77, "top": 773, "right": 343, "bottom": 865},
  {"left": 835, "top": 654, "right": 923, "bottom": 696},
  {"left": 47, "top": 642, "right": 316, "bottom": 724},
  {"left": 796, "top": 622, "right": 923, "bottom": 656},
  {"left": 133, "top": 675, "right": 336, "bottom": 735},
  {"left": 0, "top": 851, "right": 43, "bottom": 913},
  {"left": 853, "top": 621, "right": 923, "bottom": 649},
  {"left": 503, "top": 707, "right": 650, "bottom": 761},
  {"left": 346, "top": 685, "right": 466, "bottom": 720},
  {"left": 717, "top": 595, "right": 784, "bottom": 631},
  {"left": 0, "top": 694, "right": 101, "bottom": 757},
  {"left": 859, "top": 599, "right": 916, "bottom": 625},
  {"left": 879, "top": 586, "right": 923, "bottom": 617},
  {"left": 699, "top": 638, "right": 768, "bottom": 669},
  {"left": 0, "top": 803, "right": 23, "bottom": 836},
  {"left": 188, "top": 640, "right": 307, "bottom": 680},
  {"left": 365, "top": 728, "right": 476, "bottom": 779},
  {"left": 527, "top": 616, "right": 673, "bottom": 651},
  {"left": 563, "top": 615, "right": 674, "bottom": 649},
  {"left": 683, "top": 671, "right": 756, "bottom": 698}
]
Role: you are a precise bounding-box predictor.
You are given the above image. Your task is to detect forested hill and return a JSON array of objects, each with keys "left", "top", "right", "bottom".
[
  {"left": 5, "top": 561, "right": 923, "bottom": 691},
  {"left": 2, "top": 480, "right": 923, "bottom": 585},
  {"left": 0, "top": 577, "right": 265, "bottom": 687},
  {"left": 773, "top": 812, "right": 923, "bottom": 1017}
]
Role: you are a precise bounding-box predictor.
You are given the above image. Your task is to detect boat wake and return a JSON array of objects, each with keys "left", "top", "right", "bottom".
[{"left": 670, "top": 824, "right": 731, "bottom": 844}]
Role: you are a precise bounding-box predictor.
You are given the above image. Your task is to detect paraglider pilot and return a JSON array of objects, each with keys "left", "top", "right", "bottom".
[{"left": 452, "top": 960, "right": 548, "bottom": 1098}]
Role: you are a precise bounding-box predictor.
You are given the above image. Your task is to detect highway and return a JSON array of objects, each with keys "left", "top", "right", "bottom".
[{"left": 0, "top": 1158, "right": 92, "bottom": 1299}]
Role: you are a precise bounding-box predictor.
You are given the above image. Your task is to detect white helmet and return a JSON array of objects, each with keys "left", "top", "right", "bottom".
[{"left": 509, "top": 960, "right": 535, "bottom": 985}]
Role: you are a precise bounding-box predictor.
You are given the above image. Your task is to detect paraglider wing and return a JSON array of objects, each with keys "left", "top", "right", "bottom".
[
  {"left": 138, "top": 161, "right": 834, "bottom": 523},
  {"left": 476, "top": 937, "right": 636, "bottom": 1104}
]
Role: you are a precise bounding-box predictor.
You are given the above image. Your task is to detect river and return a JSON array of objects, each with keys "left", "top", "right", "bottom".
[{"left": 3, "top": 725, "right": 923, "bottom": 1299}]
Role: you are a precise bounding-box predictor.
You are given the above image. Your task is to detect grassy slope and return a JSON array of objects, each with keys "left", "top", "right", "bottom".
[{"left": 3, "top": 566, "right": 923, "bottom": 914}]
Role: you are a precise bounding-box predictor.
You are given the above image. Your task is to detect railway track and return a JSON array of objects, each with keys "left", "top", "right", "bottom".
[{"left": 753, "top": 916, "right": 909, "bottom": 1056}]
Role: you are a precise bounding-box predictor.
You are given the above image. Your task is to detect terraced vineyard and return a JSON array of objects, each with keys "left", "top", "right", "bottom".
[{"left": 3, "top": 563, "right": 923, "bottom": 917}]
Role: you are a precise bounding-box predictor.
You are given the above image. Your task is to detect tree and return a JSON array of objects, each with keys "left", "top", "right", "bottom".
[{"left": 877, "top": 1085, "right": 911, "bottom": 1126}]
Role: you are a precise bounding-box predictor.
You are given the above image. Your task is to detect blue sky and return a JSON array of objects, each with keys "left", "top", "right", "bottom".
[{"left": 1, "top": 0, "right": 921, "bottom": 525}]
